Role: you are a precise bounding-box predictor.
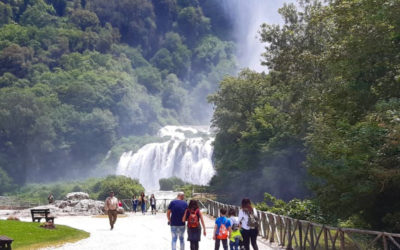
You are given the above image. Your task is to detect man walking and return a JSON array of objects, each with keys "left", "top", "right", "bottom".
[
  {"left": 167, "top": 192, "right": 188, "bottom": 250},
  {"left": 105, "top": 191, "right": 118, "bottom": 230}
]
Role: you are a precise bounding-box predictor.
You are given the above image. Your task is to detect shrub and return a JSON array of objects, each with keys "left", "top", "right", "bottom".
[
  {"left": 159, "top": 177, "right": 186, "bottom": 191},
  {"left": 96, "top": 175, "right": 144, "bottom": 200}
]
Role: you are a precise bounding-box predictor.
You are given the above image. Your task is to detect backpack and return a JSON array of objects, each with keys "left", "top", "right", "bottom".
[
  {"left": 246, "top": 209, "right": 259, "bottom": 229},
  {"left": 187, "top": 209, "right": 200, "bottom": 228},
  {"left": 217, "top": 217, "right": 229, "bottom": 239}
]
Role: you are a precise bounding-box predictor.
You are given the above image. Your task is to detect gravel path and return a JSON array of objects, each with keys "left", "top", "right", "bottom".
[{"left": 41, "top": 213, "right": 275, "bottom": 250}]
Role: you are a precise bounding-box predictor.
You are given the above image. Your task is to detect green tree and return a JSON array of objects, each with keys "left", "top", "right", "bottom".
[
  {"left": 135, "top": 66, "right": 163, "bottom": 93},
  {"left": 20, "top": 0, "right": 56, "bottom": 28},
  {"left": 96, "top": 175, "right": 145, "bottom": 200},
  {"left": 177, "top": 7, "right": 210, "bottom": 45},
  {"left": 0, "top": 2, "right": 12, "bottom": 26},
  {"left": 70, "top": 9, "right": 99, "bottom": 30},
  {"left": 0, "top": 44, "right": 33, "bottom": 77}
]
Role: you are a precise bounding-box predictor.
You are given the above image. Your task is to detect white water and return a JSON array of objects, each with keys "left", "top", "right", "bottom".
[
  {"left": 116, "top": 126, "right": 215, "bottom": 191},
  {"left": 219, "top": 0, "right": 295, "bottom": 72}
]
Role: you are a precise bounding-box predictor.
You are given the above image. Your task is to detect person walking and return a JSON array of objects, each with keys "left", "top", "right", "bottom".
[
  {"left": 182, "top": 200, "right": 206, "bottom": 250},
  {"left": 48, "top": 193, "right": 54, "bottom": 204},
  {"left": 213, "top": 207, "right": 231, "bottom": 250},
  {"left": 167, "top": 192, "right": 188, "bottom": 250},
  {"left": 228, "top": 208, "right": 242, "bottom": 250},
  {"left": 104, "top": 191, "right": 119, "bottom": 230},
  {"left": 140, "top": 192, "right": 147, "bottom": 215},
  {"left": 132, "top": 195, "right": 139, "bottom": 213},
  {"left": 238, "top": 198, "right": 259, "bottom": 250},
  {"left": 150, "top": 194, "right": 157, "bottom": 215}
]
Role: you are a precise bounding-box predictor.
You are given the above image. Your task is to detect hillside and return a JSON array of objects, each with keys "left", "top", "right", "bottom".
[{"left": 0, "top": 0, "right": 236, "bottom": 188}]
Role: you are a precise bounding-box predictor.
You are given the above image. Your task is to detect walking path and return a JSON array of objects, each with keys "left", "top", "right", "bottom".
[{"left": 42, "top": 212, "right": 275, "bottom": 250}]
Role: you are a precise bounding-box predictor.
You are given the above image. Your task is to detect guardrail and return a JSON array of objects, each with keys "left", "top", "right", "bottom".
[
  {"left": 205, "top": 199, "right": 400, "bottom": 250},
  {"left": 0, "top": 196, "right": 41, "bottom": 210},
  {"left": 120, "top": 199, "right": 176, "bottom": 213}
]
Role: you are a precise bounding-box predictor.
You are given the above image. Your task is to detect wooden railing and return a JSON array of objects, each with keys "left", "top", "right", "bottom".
[
  {"left": 0, "top": 196, "right": 41, "bottom": 210},
  {"left": 205, "top": 199, "right": 400, "bottom": 250},
  {"left": 121, "top": 198, "right": 176, "bottom": 212}
]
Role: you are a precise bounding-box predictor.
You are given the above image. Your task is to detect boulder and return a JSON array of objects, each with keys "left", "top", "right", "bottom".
[
  {"left": 65, "top": 192, "right": 89, "bottom": 201},
  {"left": 11, "top": 197, "right": 105, "bottom": 217}
]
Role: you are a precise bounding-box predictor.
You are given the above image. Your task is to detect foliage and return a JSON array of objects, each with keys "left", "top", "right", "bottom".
[
  {"left": 159, "top": 177, "right": 209, "bottom": 198},
  {"left": 208, "top": 70, "right": 310, "bottom": 204},
  {"left": 95, "top": 175, "right": 145, "bottom": 200},
  {"left": 10, "top": 175, "right": 144, "bottom": 203},
  {"left": 210, "top": 0, "right": 400, "bottom": 232},
  {"left": 0, "top": 0, "right": 237, "bottom": 190},
  {"left": 0, "top": 220, "right": 89, "bottom": 249},
  {"left": 256, "top": 193, "right": 334, "bottom": 225},
  {"left": 159, "top": 176, "right": 187, "bottom": 191},
  {"left": 0, "top": 167, "right": 14, "bottom": 194}
]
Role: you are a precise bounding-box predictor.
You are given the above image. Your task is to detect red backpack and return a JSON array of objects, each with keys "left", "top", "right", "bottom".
[
  {"left": 217, "top": 217, "right": 229, "bottom": 239},
  {"left": 187, "top": 209, "right": 200, "bottom": 228}
]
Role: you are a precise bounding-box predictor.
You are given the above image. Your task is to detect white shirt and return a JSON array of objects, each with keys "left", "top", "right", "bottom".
[
  {"left": 238, "top": 208, "right": 257, "bottom": 230},
  {"left": 229, "top": 216, "right": 239, "bottom": 228},
  {"left": 105, "top": 197, "right": 118, "bottom": 211}
]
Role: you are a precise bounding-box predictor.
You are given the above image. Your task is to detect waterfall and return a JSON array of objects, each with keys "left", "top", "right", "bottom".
[
  {"left": 218, "top": 0, "right": 294, "bottom": 72},
  {"left": 116, "top": 126, "right": 215, "bottom": 191}
]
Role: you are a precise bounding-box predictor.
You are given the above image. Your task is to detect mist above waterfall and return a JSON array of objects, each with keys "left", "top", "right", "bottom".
[
  {"left": 218, "top": 0, "right": 295, "bottom": 72},
  {"left": 116, "top": 126, "right": 215, "bottom": 191}
]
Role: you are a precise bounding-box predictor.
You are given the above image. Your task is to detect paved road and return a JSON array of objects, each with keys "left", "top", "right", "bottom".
[{"left": 43, "top": 213, "right": 275, "bottom": 250}]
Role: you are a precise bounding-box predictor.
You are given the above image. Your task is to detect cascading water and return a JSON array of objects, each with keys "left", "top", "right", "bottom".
[
  {"left": 218, "top": 0, "right": 294, "bottom": 72},
  {"left": 116, "top": 126, "right": 215, "bottom": 191}
]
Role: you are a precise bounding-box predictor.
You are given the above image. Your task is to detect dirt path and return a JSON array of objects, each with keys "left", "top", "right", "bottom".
[{"left": 41, "top": 213, "right": 275, "bottom": 250}]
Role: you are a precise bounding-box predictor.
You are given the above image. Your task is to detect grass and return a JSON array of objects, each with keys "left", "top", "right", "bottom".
[{"left": 0, "top": 220, "right": 89, "bottom": 249}]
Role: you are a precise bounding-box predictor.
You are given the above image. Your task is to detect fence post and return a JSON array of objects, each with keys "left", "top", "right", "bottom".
[
  {"left": 324, "top": 227, "right": 329, "bottom": 250},
  {"left": 299, "top": 221, "right": 303, "bottom": 250},
  {"left": 383, "top": 234, "right": 388, "bottom": 250},
  {"left": 287, "top": 218, "right": 292, "bottom": 249},
  {"left": 269, "top": 214, "right": 275, "bottom": 243},
  {"left": 340, "top": 231, "right": 345, "bottom": 250},
  {"left": 310, "top": 224, "right": 315, "bottom": 250}
]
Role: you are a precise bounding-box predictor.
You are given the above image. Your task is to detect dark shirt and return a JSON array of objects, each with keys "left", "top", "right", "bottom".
[{"left": 168, "top": 199, "right": 188, "bottom": 226}]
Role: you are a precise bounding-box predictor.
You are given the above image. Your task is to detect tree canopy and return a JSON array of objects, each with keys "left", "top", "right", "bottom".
[
  {"left": 209, "top": 0, "right": 400, "bottom": 232},
  {"left": 0, "top": 0, "right": 236, "bottom": 188}
]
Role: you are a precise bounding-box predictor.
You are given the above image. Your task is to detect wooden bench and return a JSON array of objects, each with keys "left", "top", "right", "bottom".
[
  {"left": 30, "top": 209, "right": 54, "bottom": 223},
  {"left": 0, "top": 235, "right": 13, "bottom": 250}
]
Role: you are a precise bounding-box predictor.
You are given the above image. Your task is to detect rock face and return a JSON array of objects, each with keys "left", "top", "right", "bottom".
[
  {"left": 10, "top": 192, "right": 105, "bottom": 217},
  {"left": 65, "top": 192, "right": 90, "bottom": 201}
]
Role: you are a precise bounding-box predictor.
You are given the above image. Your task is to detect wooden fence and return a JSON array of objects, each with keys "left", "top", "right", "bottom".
[
  {"left": 0, "top": 196, "right": 41, "bottom": 209},
  {"left": 205, "top": 199, "right": 400, "bottom": 250},
  {"left": 120, "top": 198, "right": 176, "bottom": 213}
]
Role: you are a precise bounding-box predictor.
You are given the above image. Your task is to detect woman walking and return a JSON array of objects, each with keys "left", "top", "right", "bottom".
[
  {"left": 150, "top": 194, "right": 157, "bottom": 215},
  {"left": 140, "top": 192, "right": 147, "bottom": 215},
  {"left": 238, "top": 198, "right": 259, "bottom": 250},
  {"left": 182, "top": 200, "right": 206, "bottom": 250}
]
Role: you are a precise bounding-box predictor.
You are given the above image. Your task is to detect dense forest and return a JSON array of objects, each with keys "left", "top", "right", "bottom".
[
  {"left": 209, "top": 0, "right": 400, "bottom": 231},
  {"left": 1, "top": 0, "right": 400, "bottom": 233},
  {"left": 0, "top": 0, "right": 237, "bottom": 189}
]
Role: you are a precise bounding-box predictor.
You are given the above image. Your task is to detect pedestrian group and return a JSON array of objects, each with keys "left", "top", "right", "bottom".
[
  {"left": 167, "top": 192, "right": 259, "bottom": 250},
  {"left": 104, "top": 191, "right": 259, "bottom": 250}
]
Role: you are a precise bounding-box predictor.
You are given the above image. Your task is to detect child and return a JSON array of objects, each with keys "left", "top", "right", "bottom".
[
  {"left": 132, "top": 195, "right": 139, "bottom": 213},
  {"left": 228, "top": 208, "right": 243, "bottom": 250},
  {"left": 213, "top": 207, "right": 231, "bottom": 250}
]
